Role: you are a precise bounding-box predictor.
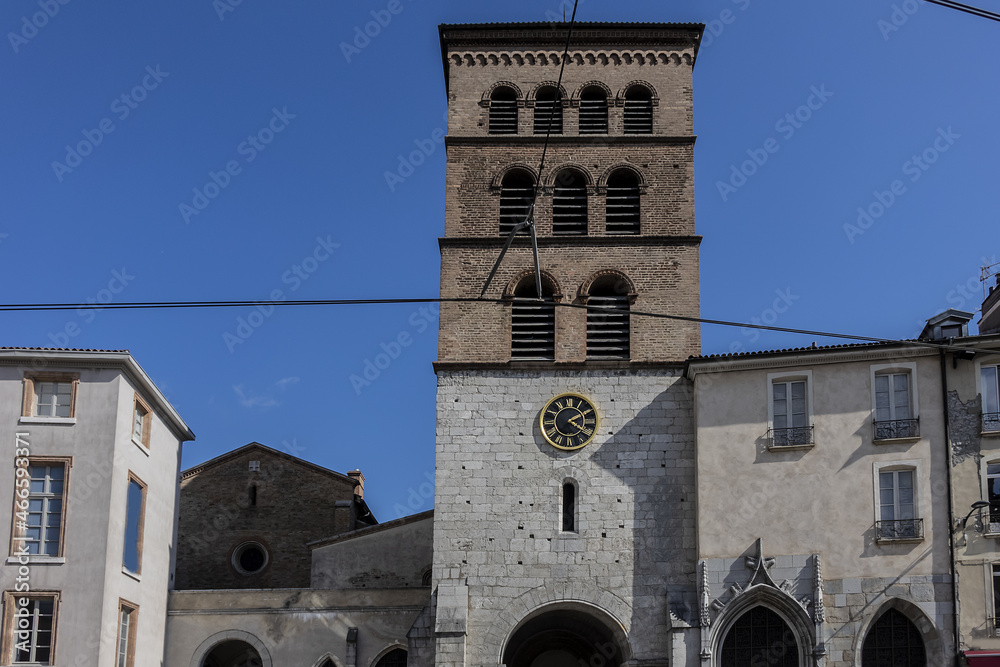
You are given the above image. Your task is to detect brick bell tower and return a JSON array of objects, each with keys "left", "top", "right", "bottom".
[{"left": 431, "top": 22, "right": 704, "bottom": 667}]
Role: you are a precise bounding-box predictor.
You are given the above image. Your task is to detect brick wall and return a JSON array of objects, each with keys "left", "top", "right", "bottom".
[{"left": 175, "top": 447, "right": 359, "bottom": 590}]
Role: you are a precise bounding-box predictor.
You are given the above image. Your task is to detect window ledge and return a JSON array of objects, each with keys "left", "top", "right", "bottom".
[
  {"left": 18, "top": 416, "right": 76, "bottom": 425},
  {"left": 5, "top": 555, "right": 65, "bottom": 565},
  {"left": 131, "top": 437, "right": 150, "bottom": 455},
  {"left": 983, "top": 531, "right": 1000, "bottom": 539},
  {"left": 767, "top": 443, "right": 815, "bottom": 452},
  {"left": 873, "top": 436, "right": 921, "bottom": 445},
  {"left": 876, "top": 536, "right": 924, "bottom": 545},
  {"left": 982, "top": 430, "right": 1000, "bottom": 438},
  {"left": 122, "top": 567, "right": 142, "bottom": 582}
]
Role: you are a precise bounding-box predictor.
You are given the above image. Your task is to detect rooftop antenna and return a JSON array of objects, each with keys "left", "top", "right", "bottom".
[
  {"left": 480, "top": 0, "right": 580, "bottom": 300},
  {"left": 982, "top": 258, "right": 1000, "bottom": 298}
]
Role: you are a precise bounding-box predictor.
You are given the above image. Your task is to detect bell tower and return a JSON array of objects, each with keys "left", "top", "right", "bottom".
[{"left": 432, "top": 21, "right": 704, "bottom": 667}]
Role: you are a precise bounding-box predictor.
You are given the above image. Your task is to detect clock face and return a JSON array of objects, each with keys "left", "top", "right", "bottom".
[{"left": 539, "top": 393, "right": 599, "bottom": 451}]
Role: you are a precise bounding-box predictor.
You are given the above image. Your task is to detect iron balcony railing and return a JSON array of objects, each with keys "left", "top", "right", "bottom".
[
  {"left": 984, "top": 412, "right": 1000, "bottom": 433},
  {"left": 873, "top": 418, "right": 920, "bottom": 441},
  {"left": 875, "top": 518, "right": 924, "bottom": 541},
  {"left": 767, "top": 425, "right": 814, "bottom": 448},
  {"left": 988, "top": 618, "right": 1000, "bottom": 637}
]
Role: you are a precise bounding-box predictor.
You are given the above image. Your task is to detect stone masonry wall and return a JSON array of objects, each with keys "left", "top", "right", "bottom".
[{"left": 433, "top": 369, "right": 696, "bottom": 667}]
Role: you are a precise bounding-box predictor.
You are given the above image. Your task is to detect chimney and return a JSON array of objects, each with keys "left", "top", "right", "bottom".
[
  {"left": 348, "top": 469, "right": 365, "bottom": 499},
  {"left": 981, "top": 274, "right": 1000, "bottom": 335}
]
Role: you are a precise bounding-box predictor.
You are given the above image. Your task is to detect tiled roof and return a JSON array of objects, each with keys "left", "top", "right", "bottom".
[
  {"left": 689, "top": 340, "right": 917, "bottom": 362},
  {"left": 0, "top": 346, "right": 130, "bottom": 353}
]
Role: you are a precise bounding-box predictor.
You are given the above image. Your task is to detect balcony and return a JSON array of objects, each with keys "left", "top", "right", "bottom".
[
  {"left": 875, "top": 518, "right": 924, "bottom": 542},
  {"left": 873, "top": 418, "right": 920, "bottom": 442},
  {"left": 984, "top": 412, "right": 1000, "bottom": 435},
  {"left": 988, "top": 618, "right": 1000, "bottom": 637},
  {"left": 767, "top": 426, "right": 814, "bottom": 450}
]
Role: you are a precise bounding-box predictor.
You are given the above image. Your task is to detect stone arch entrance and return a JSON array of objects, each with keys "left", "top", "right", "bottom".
[
  {"left": 202, "top": 640, "right": 263, "bottom": 667},
  {"left": 502, "top": 604, "right": 630, "bottom": 667},
  {"left": 719, "top": 605, "right": 798, "bottom": 667}
]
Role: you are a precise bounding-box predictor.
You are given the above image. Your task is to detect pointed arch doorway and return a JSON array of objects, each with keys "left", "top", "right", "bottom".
[{"left": 502, "top": 606, "right": 629, "bottom": 667}]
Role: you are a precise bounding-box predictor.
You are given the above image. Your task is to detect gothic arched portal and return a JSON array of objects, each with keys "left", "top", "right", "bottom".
[
  {"left": 202, "top": 640, "right": 263, "bottom": 667},
  {"left": 502, "top": 608, "right": 626, "bottom": 667},
  {"left": 720, "top": 605, "right": 799, "bottom": 667}
]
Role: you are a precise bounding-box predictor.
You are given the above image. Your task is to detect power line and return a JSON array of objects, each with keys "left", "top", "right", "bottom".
[
  {"left": 0, "top": 296, "right": 992, "bottom": 355},
  {"left": 923, "top": 0, "right": 1000, "bottom": 22}
]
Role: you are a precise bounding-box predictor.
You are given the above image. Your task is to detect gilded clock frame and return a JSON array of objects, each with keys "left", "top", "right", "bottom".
[{"left": 539, "top": 392, "right": 600, "bottom": 451}]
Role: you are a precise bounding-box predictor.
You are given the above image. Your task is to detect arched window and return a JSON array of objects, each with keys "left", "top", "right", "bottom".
[
  {"left": 720, "top": 606, "right": 798, "bottom": 667},
  {"left": 534, "top": 87, "right": 563, "bottom": 134},
  {"left": 587, "top": 275, "right": 630, "bottom": 360},
  {"left": 579, "top": 87, "right": 608, "bottom": 134},
  {"left": 499, "top": 170, "right": 535, "bottom": 236},
  {"left": 374, "top": 649, "right": 407, "bottom": 667},
  {"left": 861, "top": 609, "right": 926, "bottom": 667},
  {"left": 319, "top": 661, "right": 335, "bottom": 667},
  {"left": 623, "top": 85, "right": 653, "bottom": 134},
  {"left": 605, "top": 170, "right": 640, "bottom": 234},
  {"left": 511, "top": 277, "right": 555, "bottom": 361},
  {"left": 489, "top": 87, "right": 518, "bottom": 134},
  {"left": 552, "top": 169, "right": 588, "bottom": 235}
]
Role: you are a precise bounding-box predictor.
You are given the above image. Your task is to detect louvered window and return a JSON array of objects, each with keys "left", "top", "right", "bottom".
[
  {"left": 552, "top": 170, "right": 587, "bottom": 235},
  {"left": 587, "top": 280, "right": 630, "bottom": 360},
  {"left": 606, "top": 171, "right": 640, "bottom": 234},
  {"left": 499, "top": 171, "right": 535, "bottom": 236},
  {"left": 512, "top": 279, "right": 555, "bottom": 361},
  {"left": 579, "top": 87, "right": 608, "bottom": 134},
  {"left": 534, "top": 87, "right": 563, "bottom": 134},
  {"left": 624, "top": 86, "right": 653, "bottom": 134},
  {"left": 489, "top": 88, "right": 518, "bottom": 134}
]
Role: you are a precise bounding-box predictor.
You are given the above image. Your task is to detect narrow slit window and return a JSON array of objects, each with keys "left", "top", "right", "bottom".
[
  {"left": 579, "top": 87, "right": 608, "bottom": 134},
  {"left": 249, "top": 484, "right": 257, "bottom": 507},
  {"left": 511, "top": 278, "right": 555, "bottom": 361},
  {"left": 534, "top": 87, "right": 563, "bottom": 134},
  {"left": 552, "top": 170, "right": 588, "bottom": 235},
  {"left": 605, "top": 170, "right": 640, "bottom": 234},
  {"left": 623, "top": 85, "right": 653, "bottom": 134},
  {"left": 562, "top": 482, "right": 576, "bottom": 532},
  {"left": 499, "top": 171, "right": 535, "bottom": 237},
  {"left": 489, "top": 88, "right": 518, "bottom": 134}
]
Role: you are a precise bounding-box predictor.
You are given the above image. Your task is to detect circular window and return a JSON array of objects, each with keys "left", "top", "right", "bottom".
[{"left": 232, "top": 541, "right": 269, "bottom": 575}]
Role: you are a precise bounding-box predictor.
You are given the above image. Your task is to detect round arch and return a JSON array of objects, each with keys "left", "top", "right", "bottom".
[
  {"left": 615, "top": 81, "right": 659, "bottom": 107},
  {"left": 571, "top": 81, "right": 614, "bottom": 105},
  {"left": 503, "top": 269, "right": 563, "bottom": 301},
  {"left": 578, "top": 269, "right": 637, "bottom": 303},
  {"left": 190, "top": 630, "right": 272, "bottom": 667},
  {"left": 499, "top": 601, "right": 632, "bottom": 667},
  {"left": 709, "top": 588, "right": 814, "bottom": 667},
  {"left": 491, "top": 164, "right": 540, "bottom": 191},
  {"left": 597, "top": 164, "right": 648, "bottom": 192},
  {"left": 543, "top": 163, "right": 594, "bottom": 190},
  {"left": 526, "top": 82, "right": 569, "bottom": 106},
  {"left": 481, "top": 81, "right": 523, "bottom": 106},
  {"left": 852, "top": 597, "right": 942, "bottom": 665}
]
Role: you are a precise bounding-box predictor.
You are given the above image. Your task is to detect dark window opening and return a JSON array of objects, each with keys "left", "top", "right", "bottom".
[
  {"left": 421, "top": 569, "right": 433, "bottom": 586},
  {"left": 861, "top": 609, "right": 926, "bottom": 667},
  {"left": 500, "top": 170, "right": 536, "bottom": 237},
  {"left": 587, "top": 278, "right": 630, "bottom": 360},
  {"left": 562, "top": 482, "right": 576, "bottom": 532},
  {"left": 490, "top": 88, "right": 518, "bottom": 134},
  {"left": 534, "top": 87, "right": 563, "bottom": 134},
  {"left": 579, "top": 87, "right": 608, "bottom": 134},
  {"left": 552, "top": 170, "right": 588, "bottom": 235},
  {"left": 239, "top": 547, "right": 265, "bottom": 573},
  {"left": 624, "top": 86, "right": 653, "bottom": 134},
  {"left": 605, "top": 171, "right": 640, "bottom": 234},
  {"left": 512, "top": 278, "right": 555, "bottom": 361},
  {"left": 249, "top": 484, "right": 257, "bottom": 507},
  {"left": 375, "top": 649, "right": 408, "bottom": 667},
  {"left": 721, "top": 606, "right": 798, "bottom": 667}
]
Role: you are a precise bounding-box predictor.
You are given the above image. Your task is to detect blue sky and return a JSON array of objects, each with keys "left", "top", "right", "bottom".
[{"left": 2, "top": 0, "right": 997, "bottom": 520}]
